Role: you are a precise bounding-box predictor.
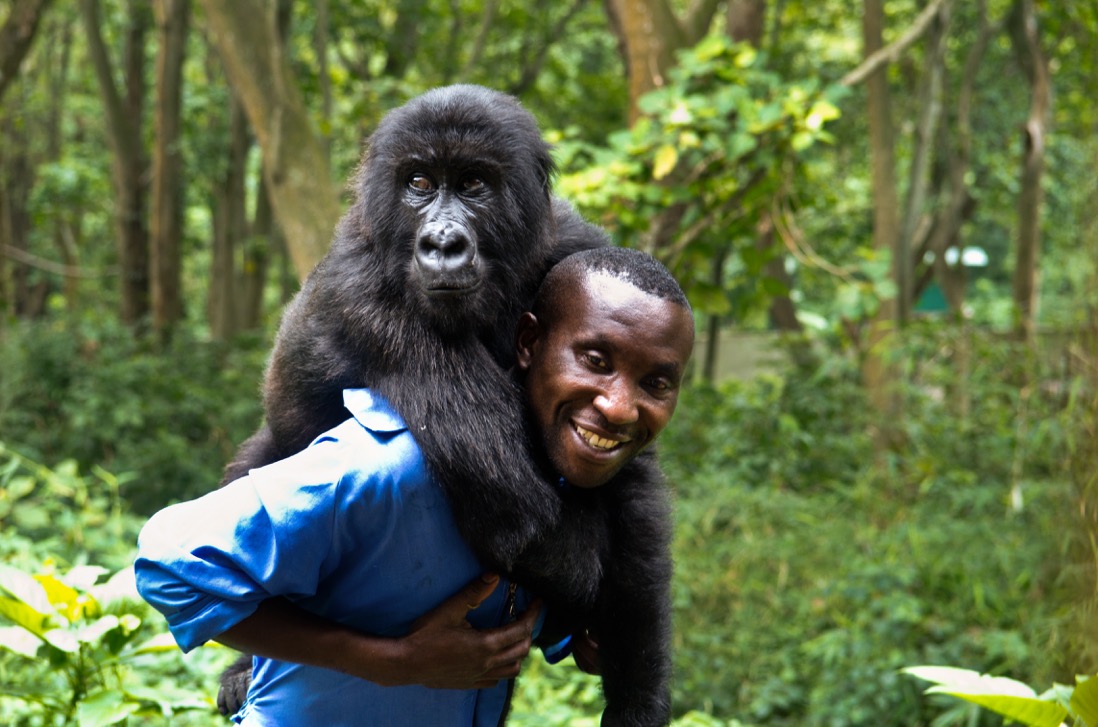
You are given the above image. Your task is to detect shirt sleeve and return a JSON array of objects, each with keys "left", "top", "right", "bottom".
[{"left": 134, "top": 436, "right": 377, "bottom": 652}]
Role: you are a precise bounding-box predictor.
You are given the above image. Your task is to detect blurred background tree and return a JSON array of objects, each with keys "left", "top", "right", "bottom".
[{"left": 0, "top": 1, "right": 1096, "bottom": 725}]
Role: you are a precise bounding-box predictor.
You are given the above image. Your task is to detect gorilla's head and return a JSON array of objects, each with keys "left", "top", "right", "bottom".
[{"left": 347, "top": 85, "right": 556, "bottom": 335}]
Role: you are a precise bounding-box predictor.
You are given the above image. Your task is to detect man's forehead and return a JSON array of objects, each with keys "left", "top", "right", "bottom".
[{"left": 577, "top": 270, "right": 647, "bottom": 305}]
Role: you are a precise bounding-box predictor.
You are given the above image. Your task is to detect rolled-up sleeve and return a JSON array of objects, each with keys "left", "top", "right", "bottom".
[{"left": 134, "top": 442, "right": 360, "bottom": 652}]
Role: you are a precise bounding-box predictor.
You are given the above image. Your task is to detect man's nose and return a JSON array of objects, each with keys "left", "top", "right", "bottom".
[{"left": 593, "top": 381, "right": 639, "bottom": 425}]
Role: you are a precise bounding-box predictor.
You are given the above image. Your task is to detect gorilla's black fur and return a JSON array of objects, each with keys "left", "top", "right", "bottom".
[{"left": 219, "top": 85, "right": 672, "bottom": 726}]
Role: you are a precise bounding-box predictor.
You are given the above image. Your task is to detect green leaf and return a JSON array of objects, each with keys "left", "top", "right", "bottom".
[
  {"left": 924, "top": 690, "right": 1067, "bottom": 727},
  {"left": 905, "top": 667, "right": 1067, "bottom": 727},
  {"left": 76, "top": 689, "right": 139, "bottom": 727},
  {"left": 0, "top": 596, "right": 49, "bottom": 637},
  {"left": 653, "top": 145, "right": 679, "bottom": 181},
  {"left": 1071, "top": 674, "right": 1098, "bottom": 726},
  {"left": 124, "top": 632, "right": 179, "bottom": 656}
]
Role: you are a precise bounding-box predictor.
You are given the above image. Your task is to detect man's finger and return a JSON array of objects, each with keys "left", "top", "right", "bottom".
[{"left": 459, "top": 573, "right": 501, "bottom": 612}]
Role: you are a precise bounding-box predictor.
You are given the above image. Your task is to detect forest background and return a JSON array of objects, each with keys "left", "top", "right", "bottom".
[{"left": 0, "top": 0, "right": 1096, "bottom": 725}]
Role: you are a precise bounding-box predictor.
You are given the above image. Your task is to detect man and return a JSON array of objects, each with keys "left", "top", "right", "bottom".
[{"left": 134, "top": 247, "right": 695, "bottom": 726}]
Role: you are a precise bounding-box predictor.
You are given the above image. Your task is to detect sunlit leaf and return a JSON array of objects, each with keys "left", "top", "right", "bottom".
[
  {"left": 906, "top": 666, "right": 1067, "bottom": 727},
  {"left": 653, "top": 145, "right": 679, "bottom": 181},
  {"left": 76, "top": 689, "right": 138, "bottom": 727},
  {"left": 0, "top": 596, "right": 49, "bottom": 636},
  {"left": 1071, "top": 674, "right": 1098, "bottom": 726},
  {"left": 43, "top": 627, "right": 80, "bottom": 653},
  {"left": 0, "top": 564, "right": 53, "bottom": 615},
  {"left": 924, "top": 691, "right": 1067, "bottom": 727},
  {"left": 668, "top": 102, "right": 693, "bottom": 126},
  {"left": 806, "top": 99, "right": 841, "bottom": 130},
  {"left": 0, "top": 625, "right": 42, "bottom": 657},
  {"left": 124, "top": 632, "right": 179, "bottom": 656},
  {"left": 35, "top": 573, "right": 82, "bottom": 618},
  {"left": 77, "top": 615, "right": 120, "bottom": 644}
]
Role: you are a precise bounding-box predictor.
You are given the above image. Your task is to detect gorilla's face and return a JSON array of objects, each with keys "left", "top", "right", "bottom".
[
  {"left": 356, "top": 85, "right": 556, "bottom": 335},
  {"left": 402, "top": 163, "right": 495, "bottom": 299}
]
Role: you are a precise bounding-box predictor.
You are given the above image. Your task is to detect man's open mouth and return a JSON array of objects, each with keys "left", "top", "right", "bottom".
[{"left": 574, "top": 423, "right": 630, "bottom": 452}]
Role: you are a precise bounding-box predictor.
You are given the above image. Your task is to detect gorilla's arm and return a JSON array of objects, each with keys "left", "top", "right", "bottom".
[{"left": 594, "top": 453, "right": 674, "bottom": 726}]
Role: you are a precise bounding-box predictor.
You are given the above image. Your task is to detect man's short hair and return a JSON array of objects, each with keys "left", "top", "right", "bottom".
[{"left": 532, "top": 247, "right": 691, "bottom": 325}]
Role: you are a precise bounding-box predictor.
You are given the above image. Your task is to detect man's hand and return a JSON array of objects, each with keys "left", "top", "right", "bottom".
[
  {"left": 388, "top": 573, "right": 541, "bottom": 689},
  {"left": 570, "top": 628, "right": 600, "bottom": 675}
]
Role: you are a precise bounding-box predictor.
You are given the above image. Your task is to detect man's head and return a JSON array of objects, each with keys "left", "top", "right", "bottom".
[{"left": 516, "top": 247, "right": 695, "bottom": 489}]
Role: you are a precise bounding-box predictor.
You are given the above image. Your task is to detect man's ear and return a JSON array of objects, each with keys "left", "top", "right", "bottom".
[{"left": 514, "top": 312, "right": 541, "bottom": 373}]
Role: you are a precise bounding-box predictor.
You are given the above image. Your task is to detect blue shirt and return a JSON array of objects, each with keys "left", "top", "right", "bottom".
[{"left": 135, "top": 389, "right": 552, "bottom": 727}]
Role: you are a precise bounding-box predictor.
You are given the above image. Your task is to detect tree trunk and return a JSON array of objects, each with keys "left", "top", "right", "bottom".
[
  {"left": 150, "top": 0, "right": 189, "bottom": 339},
  {"left": 0, "top": 0, "right": 53, "bottom": 104},
  {"left": 861, "top": 0, "right": 902, "bottom": 446},
  {"left": 727, "top": 0, "right": 766, "bottom": 46},
  {"left": 208, "top": 96, "right": 249, "bottom": 341},
  {"left": 237, "top": 176, "right": 274, "bottom": 331},
  {"left": 46, "top": 18, "right": 80, "bottom": 312},
  {"left": 604, "top": 0, "right": 719, "bottom": 122},
  {"left": 896, "top": 0, "right": 951, "bottom": 325},
  {"left": 1010, "top": 0, "right": 1050, "bottom": 344},
  {"left": 200, "top": 0, "right": 341, "bottom": 281},
  {"left": 1, "top": 111, "right": 38, "bottom": 317},
  {"left": 80, "top": 0, "right": 151, "bottom": 325}
]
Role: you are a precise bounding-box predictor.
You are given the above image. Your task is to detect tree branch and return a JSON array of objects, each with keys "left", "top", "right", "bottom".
[
  {"left": 1, "top": 244, "right": 117, "bottom": 278},
  {"left": 841, "top": 0, "right": 949, "bottom": 87}
]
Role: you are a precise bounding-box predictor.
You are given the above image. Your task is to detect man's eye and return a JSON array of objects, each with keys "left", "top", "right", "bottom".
[
  {"left": 645, "top": 377, "right": 674, "bottom": 394},
  {"left": 583, "top": 353, "right": 608, "bottom": 370},
  {"left": 408, "top": 174, "right": 435, "bottom": 192}
]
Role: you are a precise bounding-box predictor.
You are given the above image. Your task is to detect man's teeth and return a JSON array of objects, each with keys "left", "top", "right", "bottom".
[{"left": 575, "top": 424, "right": 626, "bottom": 451}]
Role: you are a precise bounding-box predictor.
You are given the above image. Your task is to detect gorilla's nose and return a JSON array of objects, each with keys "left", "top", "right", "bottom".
[{"left": 414, "top": 221, "right": 477, "bottom": 282}]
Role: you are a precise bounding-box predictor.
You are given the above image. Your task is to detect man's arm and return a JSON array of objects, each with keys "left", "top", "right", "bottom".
[{"left": 215, "top": 574, "right": 540, "bottom": 690}]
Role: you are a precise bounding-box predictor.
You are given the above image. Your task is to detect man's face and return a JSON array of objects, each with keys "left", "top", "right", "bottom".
[{"left": 516, "top": 272, "right": 694, "bottom": 489}]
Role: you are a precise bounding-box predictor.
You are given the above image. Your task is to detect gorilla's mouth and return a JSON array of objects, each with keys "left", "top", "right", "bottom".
[
  {"left": 424, "top": 280, "right": 482, "bottom": 298},
  {"left": 574, "top": 423, "right": 630, "bottom": 451}
]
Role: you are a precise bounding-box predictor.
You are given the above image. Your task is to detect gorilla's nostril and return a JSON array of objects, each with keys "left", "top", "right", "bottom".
[{"left": 416, "top": 223, "right": 476, "bottom": 275}]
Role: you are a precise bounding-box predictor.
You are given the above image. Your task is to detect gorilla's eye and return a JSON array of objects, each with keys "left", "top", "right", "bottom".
[
  {"left": 408, "top": 174, "right": 435, "bottom": 193},
  {"left": 460, "top": 175, "right": 486, "bottom": 194}
]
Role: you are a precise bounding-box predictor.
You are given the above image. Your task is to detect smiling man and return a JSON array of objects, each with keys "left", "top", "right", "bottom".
[
  {"left": 134, "top": 247, "right": 694, "bottom": 727},
  {"left": 516, "top": 249, "right": 695, "bottom": 490}
]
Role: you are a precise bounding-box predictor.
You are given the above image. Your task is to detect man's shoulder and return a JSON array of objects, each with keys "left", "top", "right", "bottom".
[{"left": 341, "top": 388, "right": 408, "bottom": 435}]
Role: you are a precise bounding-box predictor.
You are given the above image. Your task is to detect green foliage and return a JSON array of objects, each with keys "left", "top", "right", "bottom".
[
  {"left": 0, "top": 448, "right": 232, "bottom": 726},
  {"left": 905, "top": 667, "right": 1098, "bottom": 727},
  {"left": 0, "top": 563, "right": 212, "bottom": 725},
  {"left": 556, "top": 35, "right": 845, "bottom": 319},
  {"left": 0, "top": 317, "right": 266, "bottom": 513},
  {"left": 656, "top": 330, "right": 1075, "bottom": 725}
]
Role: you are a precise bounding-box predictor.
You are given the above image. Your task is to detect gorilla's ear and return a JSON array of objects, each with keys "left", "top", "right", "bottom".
[{"left": 538, "top": 149, "right": 557, "bottom": 198}]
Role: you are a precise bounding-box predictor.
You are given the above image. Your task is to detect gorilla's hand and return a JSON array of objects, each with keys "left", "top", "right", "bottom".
[{"left": 216, "top": 654, "right": 252, "bottom": 716}]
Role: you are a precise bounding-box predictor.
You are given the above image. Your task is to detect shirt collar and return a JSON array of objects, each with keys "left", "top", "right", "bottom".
[{"left": 342, "top": 389, "right": 408, "bottom": 434}]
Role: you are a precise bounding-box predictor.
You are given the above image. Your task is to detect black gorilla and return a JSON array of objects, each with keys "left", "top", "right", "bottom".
[{"left": 219, "top": 85, "right": 672, "bottom": 726}]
